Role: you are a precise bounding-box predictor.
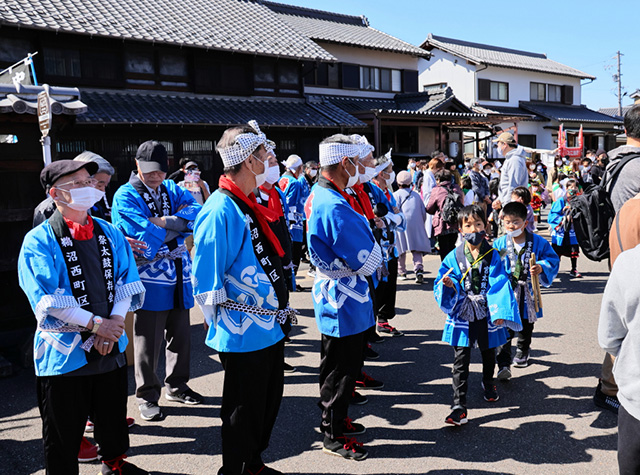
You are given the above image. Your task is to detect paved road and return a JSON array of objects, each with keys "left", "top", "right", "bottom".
[{"left": 1, "top": 242, "right": 618, "bottom": 475}]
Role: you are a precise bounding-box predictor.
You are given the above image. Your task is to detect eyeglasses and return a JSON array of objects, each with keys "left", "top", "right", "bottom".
[{"left": 55, "top": 178, "right": 98, "bottom": 189}]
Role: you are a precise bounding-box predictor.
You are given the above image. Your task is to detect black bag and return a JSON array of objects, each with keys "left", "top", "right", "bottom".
[
  {"left": 441, "top": 187, "right": 463, "bottom": 225},
  {"left": 570, "top": 153, "right": 639, "bottom": 261}
]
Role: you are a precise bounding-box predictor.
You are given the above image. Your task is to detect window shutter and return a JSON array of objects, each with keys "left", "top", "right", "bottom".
[
  {"left": 562, "top": 85, "right": 574, "bottom": 105},
  {"left": 478, "top": 79, "right": 490, "bottom": 100},
  {"left": 341, "top": 63, "right": 359, "bottom": 89},
  {"left": 402, "top": 70, "right": 419, "bottom": 93}
]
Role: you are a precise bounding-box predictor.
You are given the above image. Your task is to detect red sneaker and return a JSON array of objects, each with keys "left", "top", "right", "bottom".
[
  {"left": 355, "top": 371, "right": 384, "bottom": 389},
  {"left": 78, "top": 436, "right": 98, "bottom": 463}
]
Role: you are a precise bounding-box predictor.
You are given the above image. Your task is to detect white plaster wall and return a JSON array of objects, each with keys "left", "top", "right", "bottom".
[
  {"left": 477, "top": 66, "right": 582, "bottom": 107},
  {"left": 418, "top": 49, "right": 475, "bottom": 105}
]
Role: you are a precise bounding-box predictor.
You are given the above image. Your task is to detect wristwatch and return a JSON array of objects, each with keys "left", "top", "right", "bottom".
[{"left": 91, "top": 315, "right": 103, "bottom": 334}]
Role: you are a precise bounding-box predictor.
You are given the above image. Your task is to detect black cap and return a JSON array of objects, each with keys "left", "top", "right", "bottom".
[
  {"left": 40, "top": 160, "right": 99, "bottom": 190},
  {"left": 135, "top": 141, "right": 168, "bottom": 173}
]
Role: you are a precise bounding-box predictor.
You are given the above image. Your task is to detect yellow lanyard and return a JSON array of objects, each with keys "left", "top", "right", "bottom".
[{"left": 460, "top": 248, "right": 494, "bottom": 283}]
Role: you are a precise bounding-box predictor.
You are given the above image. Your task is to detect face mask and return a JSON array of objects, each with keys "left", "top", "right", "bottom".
[
  {"left": 529, "top": 164, "right": 536, "bottom": 170},
  {"left": 250, "top": 155, "right": 267, "bottom": 188},
  {"left": 385, "top": 171, "right": 396, "bottom": 188},
  {"left": 359, "top": 166, "right": 376, "bottom": 184},
  {"left": 57, "top": 186, "right": 105, "bottom": 212},
  {"left": 507, "top": 227, "right": 524, "bottom": 238},
  {"left": 265, "top": 165, "right": 280, "bottom": 185},
  {"left": 579, "top": 165, "right": 584, "bottom": 171},
  {"left": 345, "top": 159, "right": 359, "bottom": 188},
  {"left": 409, "top": 163, "right": 416, "bottom": 169},
  {"left": 463, "top": 231, "right": 486, "bottom": 246},
  {"left": 483, "top": 169, "right": 491, "bottom": 176},
  {"left": 309, "top": 169, "right": 318, "bottom": 178},
  {"left": 556, "top": 160, "right": 562, "bottom": 166}
]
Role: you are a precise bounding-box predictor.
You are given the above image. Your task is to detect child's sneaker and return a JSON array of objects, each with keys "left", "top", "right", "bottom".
[
  {"left": 497, "top": 366, "right": 512, "bottom": 381},
  {"left": 322, "top": 435, "right": 368, "bottom": 461},
  {"left": 481, "top": 382, "right": 499, "bottom": 402},
  {"left": 355, "top": 371, "right": 384, "bottom": 389},
  {"left": 350, "top": 390, "right": 368, "bottom": 405},
  {"left": 363, "top": 344, "right": 379, "bottom": 360},
  {"left": 342, "top": 417, "right": 366, "bottom": 436},
  {"left": 78, "top": 437, "right": 98, "bottom": 462},
  {"left": 593, "top": 382, "right": 620, "bottom": 414},
  {"left": 415, "top": 270, "right": 424, "bottom": 284},
  {"left": 513, "top": 350, "right": 529, "bottom": 368},
  {"left": 377, "top": 322, "right": 404, "bottom": 336},
  {"left": 569, "top": 269, "right": 583, "bottom": 278},
  {"left": 444, "top": 406, "right": 468, "bottom": 426},
  {"left": 101, "top": 455, "right": 148, "bottom": 474}
]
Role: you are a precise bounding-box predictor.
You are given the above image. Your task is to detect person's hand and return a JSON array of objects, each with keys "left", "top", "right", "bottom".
[
  {"left": 374, "top": 217, "right": 385, "bottom": 229},
  {"left": 177, "top": 204, "right": 188, "bottom": 212},
  {"left": 494, "top": 319, "right": 505, "bottom": 326},
  {"left": 95, "top": 317, "right": 125, "bottom": 342},
  {"left": 125, "top": 237, "right": 148, "bottom": 255},
  {"left": 492, "top": 199, "right": 502, "bottom": 210},
  {"left": 149, "top": 216, "right": 166, "bottom": 228},
  {"left": 392, "top": 206, "right": 400, "bottom": 214},
  {"left": 94, "top": 335, "right": 115, "bottom": 356},
  {"left": 530, "top": 264, "right": 542, "bottom": 276},
  {"left": 484, "top": 196, "right": 492, "bottom": 204},
  {"left": 498, "top": 210, "right": 504, "bottom": 220},
  {"left": 442, "top": 276, "right": 454, "bottom": 288}
]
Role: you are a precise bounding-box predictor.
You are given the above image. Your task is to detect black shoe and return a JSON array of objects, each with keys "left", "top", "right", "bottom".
[
  {"left": 355, "top": 371, "right": 384, "bottom": 390},
  {"left": 513, "top": 350, "right": 529, "bottom": 368},
  {"left": 165, "top": 388, "right": 203, "bottom": 405},
  {"left": 594, "top": 382, "right": 620, "bottom": 414},
  {"left": 569, "top": 269, "right": 583, "bottom": 278},
  {"left": 322, "top": 436, "right": 368, "bottom": 461},
  {"left": 243, "top": 463, "right": 283, "bottom": 475},
  {"left": 295, "top": 285, "right": 308, "bottom": 292},
  {"left": 481, "top": 382, "right": 499, "bottom": 402},
  {"left": 377, "top": 322, "right": 404, "bottom": 336},
  {"left": 342, "top": 417, "right": 366, "bottom": 436},
  {"left": 350, "top": 390, "right": 368, "bottom": 405},
  {"left": 138, "top": 402, "right": 163, "bottom": 421},
  {"left": 497, "top": 366, "right": 512, "bottom": 381},
  {"left": 364, "top": 344, "right": 379, "bottom": 360},
  {"left": 416, "top": 271, "right": 424, "bottom": 284},
  {"left": 101, "top": 456, "right": 148, "bottom": 474},
  {"left": 283, "top": 362, "right": 297, "bottom": 373},
  {"left": 444, "top": 406, "right": 468, "bottom": 426}
]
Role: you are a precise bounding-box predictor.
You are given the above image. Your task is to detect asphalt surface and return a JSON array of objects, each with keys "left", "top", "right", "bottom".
[{"left": 1, "top": 231, "right": 618, "bottom": 475}]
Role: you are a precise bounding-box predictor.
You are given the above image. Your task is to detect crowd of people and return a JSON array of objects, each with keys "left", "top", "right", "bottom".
[{"left": 17, "top": 103, "right": 640, "bottom": 474}]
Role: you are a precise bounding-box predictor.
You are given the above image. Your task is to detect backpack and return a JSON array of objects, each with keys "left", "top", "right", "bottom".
[
  {"left": 441, "top": 187, "right": 463, "bottom": 225},
  {"left": 570, "top": 153, "right": 639, "bottom": 261}
]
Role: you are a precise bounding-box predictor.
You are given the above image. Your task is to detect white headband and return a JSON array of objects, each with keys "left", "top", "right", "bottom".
[
  {"left": 218, "top": 120, "right": 274, "bottom": 168},
  {"left": 319, "top": 142, "right": 360, "bottom": 167},
  {"left": 349, "top": 134, "right": 375, "bottom": 159},
  {"left": 282, "top": 154, "right": 303, "bottom": 170}
]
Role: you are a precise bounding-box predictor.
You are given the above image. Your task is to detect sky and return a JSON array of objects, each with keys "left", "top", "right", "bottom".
[{"left": 275, "top": 0, "right": 639, "bottom": 111}]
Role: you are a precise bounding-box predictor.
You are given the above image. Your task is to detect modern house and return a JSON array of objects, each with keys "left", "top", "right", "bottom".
[{"left": 418, "top": 34, "right": 623, "bottom": 156}]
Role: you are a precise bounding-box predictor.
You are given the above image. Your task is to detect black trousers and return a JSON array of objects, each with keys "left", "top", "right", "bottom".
[
  {"left": 292, "top": 241, "right": 303, "bottom": 275},
  {"left": 437, "top": 233, "right": 458, "bottom": 261},
  {"left": 375, "top": 256, "right": 398, "bottom": 322},
  {"left": 319, "top": 331, "right": 365, "bottom": 439},
  {"left": 219, "top": 340, "right": 284, "bottom": 475},
  {"left": 496, "top": 318, "right": 535, "bottom": 368},
  {"left": 619, "top": 404, "right": 640, "bottom": 475},
  {"left": 36, "top": 365, "right": 129, "bottom": 475},
  {"left": 452, "top": 345, "right": 496, "bottom": 408}
]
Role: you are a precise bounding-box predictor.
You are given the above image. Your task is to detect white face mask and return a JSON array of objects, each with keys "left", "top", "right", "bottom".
[
  {"left": 57, "top": 186, "right": 105, "bottom": 212},
  {"left": 386, "top": 171, "right": 396, "bottom": 188},
  {"left": 409, "top": 163, "right": 416, "bottom": 169},
  {"left": 345, "top": 159, "right": 359, "bottom": 188},
  {"left": 507, "top": 226, "right": 524, "bottom": 238},
  {"left": 250, "top": 155, "right": 267, "bottom": 188},
  {"left": 265, "top": 165, "right": 280, "bottom": 185},
  {"left": 309, "top": 169, "right": 318, "bottom": 178},
  {"left": 359, "top": 166, "right": 376, "bottom": 184}
]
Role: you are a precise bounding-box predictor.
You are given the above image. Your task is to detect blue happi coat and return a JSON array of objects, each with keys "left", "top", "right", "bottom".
[
  {"left": 367, "top": 182, "right": 406, "bottom": 260},
  {"left": 493, "top": 232, "right": 559, "bottom": 321},
  {"left": 192, "top": 191, "right": 285, "bottom": 353},
  {"left": 298, "top": 174, "right": 311, "bottom": 207},
  {"left": 111, "top": 178, "right": 200, "bottom": 311},
  {"left": 18, "top": 218, "right": 145, "bottom": 376},
  {"left": 305, "top": 181, "right": 382, "bottom": 338},
  {"left": 279, "top": 173, "right": 305, "bottom": 242},
  {"left": 434, "top": 243, "right": 520, "bottom": 348},
  {"left": 547, "top": 197, "right": 578, "bottom": 246}
]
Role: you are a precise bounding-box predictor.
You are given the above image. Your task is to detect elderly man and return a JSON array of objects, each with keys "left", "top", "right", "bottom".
[
  {"left": 305, "top": 134, "right": 382, "bottom": 461},
  {"left": 278, "top": 154, "right": 306, "bottom": 286},
  {"left": 19, "top": 160, "right": 147, "bottom": 475},
  {"left": 111, "top": 141, "right": 202, "bottom": 422},
  {"left": 192, "top": 121, "right": 295, "bottom": 475},
  {"left": 491, "top": 132, "right": 528, "bottom": 211}
]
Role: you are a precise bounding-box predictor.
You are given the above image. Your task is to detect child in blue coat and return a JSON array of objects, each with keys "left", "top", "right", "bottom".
[
  {"left": 493, "top": 202, "right": 559, "bottom": 376},
  {"left": 548, "top": 179, "right": 581, "bottom": 277},
  {"left": 434, "top": 205, "right": 521, "bottom": 426}
]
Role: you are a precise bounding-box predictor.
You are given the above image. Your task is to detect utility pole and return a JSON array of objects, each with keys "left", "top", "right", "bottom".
[{"left": 615, "top": 51, "right": 623, "bottom": 117}]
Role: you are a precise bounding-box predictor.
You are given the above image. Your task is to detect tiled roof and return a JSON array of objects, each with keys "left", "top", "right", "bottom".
[
  {"left": 395, "top": 87, "right": 470, "bottom": 113},
  {"left": 264, "top": 1, "right": 428, "bottom": 57},
  {"left": 472, "top": 104, "right": 540, "bottom": 120},
  {"left": 77, "top": 90, "right": 366, "bottom": 128},
  {"left": 519, "top": 102, "right": 623, "bottom": 124},
  {"left": 0, "top": 0, "right": 334, "bottom": 61},
  {"left": 630, "top": 89, "right": 640, "bottom": 99},
  {"left": 422, "top": 34, "right": 595, "bottom": 79},
  {"left": 599, "top": 106, "right": 631, "bottom": 119},
  {"left": 0, "top": 83, "right": 86, "bottom": 115}
]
